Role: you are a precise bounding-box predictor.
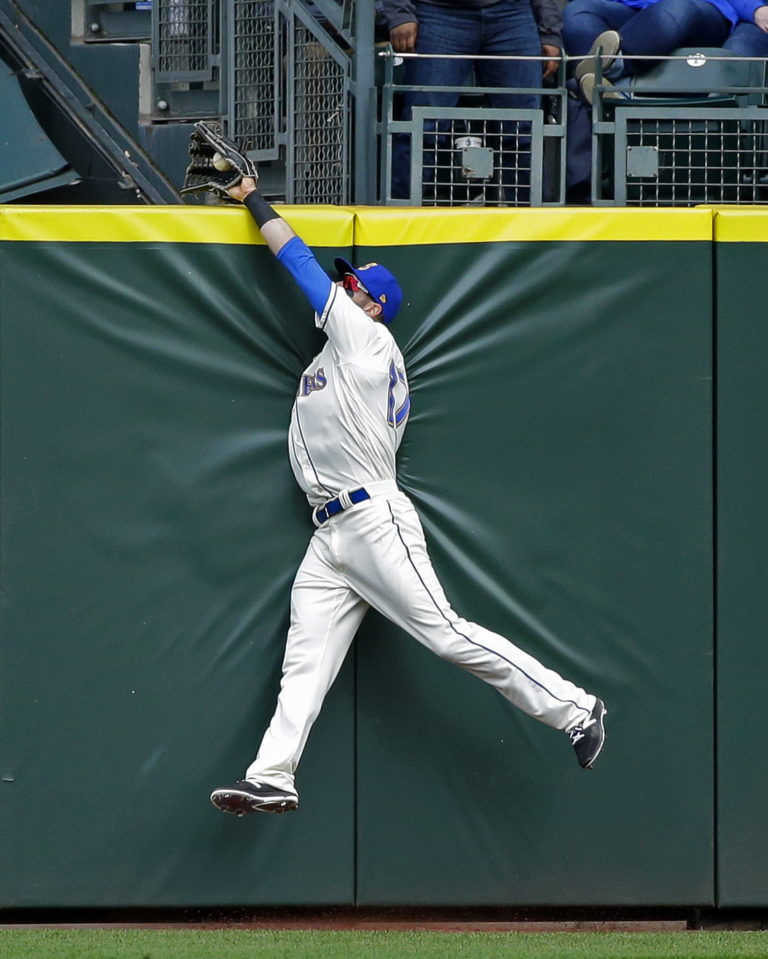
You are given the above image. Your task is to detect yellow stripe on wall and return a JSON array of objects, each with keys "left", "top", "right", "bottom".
[
  {"left": 0, "top": 205, "right": 355, "bottom": 246},
  {"left": 353, "top": 207, "right": 714, "bottom": 245},
  {"left": 713, "top": 208, "right": 768, "bottom": 243},
  {"left": 0, "top": 205, "right": 720, "bottom": 246}
]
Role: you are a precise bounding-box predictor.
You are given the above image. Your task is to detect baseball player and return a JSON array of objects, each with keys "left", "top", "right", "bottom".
[{"left": 210, "top": 178, "right": 607, "bottom": 817}]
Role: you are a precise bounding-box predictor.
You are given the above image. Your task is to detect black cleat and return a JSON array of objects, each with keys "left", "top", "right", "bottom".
[
  {"left": 568, "top": 699, "right": 607, "bottom": 769},
  {"left": 210, "top": 779, "right": 298, "bottom": 816}
]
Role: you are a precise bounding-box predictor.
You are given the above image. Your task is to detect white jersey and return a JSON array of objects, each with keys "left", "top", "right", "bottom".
[
  {"left": 234, "top": 237, "right": 602, "bottom": 808},
  {"left": 288, "top": 283, "right": 410, "bottom": 507}
]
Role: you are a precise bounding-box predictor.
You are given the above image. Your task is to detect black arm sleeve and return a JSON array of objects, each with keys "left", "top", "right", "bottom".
[{"left": 244, "top": 190, "right": 283, "bottom": 229}]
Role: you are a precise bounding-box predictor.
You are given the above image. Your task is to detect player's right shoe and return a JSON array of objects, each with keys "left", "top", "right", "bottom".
[
  {"left": 567, "top": 698, "right": 607, "bottom": 769},
  {"left": 210, "top": 779, "right": 298, "bottom": 816}
]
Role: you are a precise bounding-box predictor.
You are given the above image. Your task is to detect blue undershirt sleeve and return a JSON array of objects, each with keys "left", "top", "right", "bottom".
[{"left": 275, "top": 235, "right": 334, "bottom": 316}]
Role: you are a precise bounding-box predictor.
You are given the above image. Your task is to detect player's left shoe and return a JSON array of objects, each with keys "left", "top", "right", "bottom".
[
  {"left": 210, "top": 779, "right": 298, "bottom": 816},
  {"left": 567, "top": 698, "right": 607, "bottom": 769}
]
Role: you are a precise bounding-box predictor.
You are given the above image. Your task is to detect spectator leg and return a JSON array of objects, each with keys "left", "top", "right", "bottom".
[
  {"left": 478, "top": 0, "right": 542, "bottom": 204},
  {"left": 617, "top": 0, "right": 731, "bottom": 75},
  {"left": 723, "top": 21, "right": 768, "bottom": 58},
  {"left": 391, "top": 3, "right": 479, "bottom": 200},
  {"left": 562, "top": 0, "right": 636, "bottom": 57}
]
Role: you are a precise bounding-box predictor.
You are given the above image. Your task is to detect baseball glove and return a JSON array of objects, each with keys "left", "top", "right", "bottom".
[{"left": 180, "top": 121, "right": 259, "bottom": 198}]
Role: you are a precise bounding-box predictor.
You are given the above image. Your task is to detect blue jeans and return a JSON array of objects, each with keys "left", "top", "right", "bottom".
[
  {"left": 391, "top": 0, "right": 541, "bottom": 201},
  {"left": 563, "top": 0, "right": 731, "bottom": 74},
  {"left": 724, "top": 21, "right": 768, "bottom": 58}
]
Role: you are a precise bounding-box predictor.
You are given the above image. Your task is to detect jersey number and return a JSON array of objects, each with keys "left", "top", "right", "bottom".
[{"left": 387, "top": 360, "right": 410, "bottom": 429}]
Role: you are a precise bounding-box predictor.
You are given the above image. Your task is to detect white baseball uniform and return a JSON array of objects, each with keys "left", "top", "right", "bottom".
[{"left": 242, "top": 237, "right": 596, "bottom": 797}]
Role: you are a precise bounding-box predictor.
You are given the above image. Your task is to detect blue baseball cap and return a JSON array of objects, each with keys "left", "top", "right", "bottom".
[{"left": 335, "top": 257, "right": 403, "bottom": 325}]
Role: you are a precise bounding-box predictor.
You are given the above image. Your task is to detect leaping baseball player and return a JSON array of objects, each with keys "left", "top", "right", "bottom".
[{"left": 183, "top": 124, "right": 607, "bottom": 818}]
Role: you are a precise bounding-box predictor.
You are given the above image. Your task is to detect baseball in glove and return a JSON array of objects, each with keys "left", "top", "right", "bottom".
[{"left": 180, "top": 121, "right": 259, "bottom": 198}]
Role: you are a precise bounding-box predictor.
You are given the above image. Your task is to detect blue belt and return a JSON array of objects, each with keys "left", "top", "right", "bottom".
[{"left": 313, "top": 487, "right": 370, "bottom": 526}]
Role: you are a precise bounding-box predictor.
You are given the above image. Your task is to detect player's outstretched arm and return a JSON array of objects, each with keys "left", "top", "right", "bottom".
[
  {"left": 229, "top": 178, "right": 335, "bottom": 318},
  {"left": 229, "top": 178, "right": 296, "bottom": 257}
]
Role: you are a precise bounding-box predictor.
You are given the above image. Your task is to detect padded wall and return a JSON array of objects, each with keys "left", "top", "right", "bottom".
[
  {"left": 714, "top": 210, "right": 768, "bottom": 908},
  {"left": 0, "top": 207, "right": 358, "bottom": 907},
  {"left": 353, "top": 209, "right": 714, "bottom": 905},
  {"left": 0, "top": 205, "right": 718, "bottom": 908}
]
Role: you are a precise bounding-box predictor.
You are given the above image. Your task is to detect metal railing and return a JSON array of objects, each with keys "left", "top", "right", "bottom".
[
  {"left": 153, "top": 0, "right": 217, "bottom": 81},
  {"left": 379, "top": 52, "right": 567, "bottom": 206},
  {"left": 73, "top": 4, "right": 768, "bottom": 207},
  {"left": 585, "top": 49, "right": 768, "bottom": 206},
  {"left": 143, "top": 0, "right": 366, "bottom": 202},
  {"left": 286, "top": 6, "right": 352, "bottom": 203},
  {"left": 229, "top": 0, "right": 279, "bottom": 157}
]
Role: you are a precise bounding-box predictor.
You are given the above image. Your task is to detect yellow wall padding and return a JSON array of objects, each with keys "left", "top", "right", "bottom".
[
  {"left": 0, "top": 205, "right": 725, "bottom": 247},
  {"left": 0, "top": 205, "right": 356, "bottom": 247},
  {"left": 352, "top": 206, "right": 714, "bottom": 246},
  {"left": 713, "top": 208, "right": 768, "bottom": 243}
]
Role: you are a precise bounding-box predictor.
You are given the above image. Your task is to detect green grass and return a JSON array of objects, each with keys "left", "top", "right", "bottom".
[{"left": 1, "top": 930, "right": 768, "bottom": 959}]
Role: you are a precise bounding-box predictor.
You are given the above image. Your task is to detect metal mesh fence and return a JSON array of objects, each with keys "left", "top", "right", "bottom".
[
  {"left": 414, "top": 114, "right": 537, "bottom": 206},
  {"left": 620, "top": 113, "right": 768, "bottom": 206},
  {"left": 290, "top": 21, "right": 349, "bottom": 204},
  {"left": 231, "top": 0, "right": 277, "bottom": 154},
  {"left": 155, "top": 0, "right": 214, "bottom": 79},
  {"left": 386, "top": 103, "right": 564, "bottom": 206}
]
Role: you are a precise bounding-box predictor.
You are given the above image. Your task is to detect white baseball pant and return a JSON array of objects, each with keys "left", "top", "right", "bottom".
[{"left": 246, "top": 482, "right": 596, "bottom": 794}]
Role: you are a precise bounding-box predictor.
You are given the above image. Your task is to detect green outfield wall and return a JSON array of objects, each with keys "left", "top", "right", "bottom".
[
  {"left": 0, "top": 205, "right": 760, "bottom": 909},
  {"left": 713, "top": 211, "right": 768, "bottom": 909}
]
